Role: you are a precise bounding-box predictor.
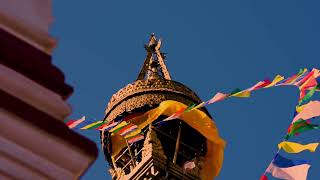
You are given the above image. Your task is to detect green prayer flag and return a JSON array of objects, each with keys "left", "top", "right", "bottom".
[
  {"left": 185, "top": 103, "right": 197, "bottom": 112},
  {"left": 229, "top": 88, "right": 242, "bottom": 96},
  {"left": 299, "top": 87, "right": 317, "bottom": 106},
  {"left": 285, "top": 119, "right": 319, "bottom": 139}
]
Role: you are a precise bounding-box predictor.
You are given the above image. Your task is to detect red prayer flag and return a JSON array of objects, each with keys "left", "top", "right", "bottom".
[{"left": 65, "top": 120, "right": 76, "bottom": 126}]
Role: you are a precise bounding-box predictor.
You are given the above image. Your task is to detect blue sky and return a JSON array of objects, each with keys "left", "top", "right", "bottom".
[{"left": 51, "top": 1, "right": 319, "bottom": 179}]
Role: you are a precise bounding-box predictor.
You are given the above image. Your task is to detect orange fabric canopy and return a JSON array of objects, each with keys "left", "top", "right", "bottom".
[{"left": 111, "top": 100, "right": 226, "bottom": 180}]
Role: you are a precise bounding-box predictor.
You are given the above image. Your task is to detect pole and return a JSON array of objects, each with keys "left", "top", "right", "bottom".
[
  {"left": 125, "top": 139, "right": 137, "bottom": 167},
  {"left": 173, "top": 121, "right": 182, "bottom": 164},
  {"left": 111, "top": 156, "right": 120, "bottom": 177}
]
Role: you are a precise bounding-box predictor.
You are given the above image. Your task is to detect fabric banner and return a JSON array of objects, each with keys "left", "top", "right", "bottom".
[
  {"left": 293, "top": 101, "right": 320, "bottom": 123},
  {"left": 68, "top": 116, "right": 86, "bottom": 128},
  {"left": 267, "top": 163, "right": 310, "bottom": 180},
  {"left": 109, "top": 121, "right": 128, "bottom": 133},
  {"left": 96, "top": 121, "right": 119, "bottom": 131},
  {"left": 80, "top": 120, "right": 104, "bottom": 130},
  {"left": 264, "top": 75, "right": 284, "bottom": 88},
  {"left": 278, "top": 141, "right": 319, "bottom": 153},
  {"left": 286, "top": 119, "right": 319, "bottom": 139},
  {"left": 207, "top": 92, "right": 228, "bottom": 104},
  {"left": 127, "top": 134, "right": 144, "bottom": 144},
  {"left": 266, "top": 155, "right": 310, "bottom": 180},
  {"left": 110, "top": 100, "right": 225, "bottom": 180}
]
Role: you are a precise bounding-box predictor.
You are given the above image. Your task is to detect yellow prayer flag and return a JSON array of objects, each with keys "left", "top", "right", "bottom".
[
  {"left": 80, "top": 121, "right": 103, "bottom": 130},
  {"left": 124, "top": 129, "right": 141, "bottom": 139},
  {"left": 109, "top": 121, "right": 128, "bottom": 132},
  {"left": 278, "top": 141, "right": 319, "bottom": 153},
  {"left": 230, "top": 90, "right": 251, "bottom": 98},
  {"left": 264, "top": 75, "right": 284, "bottom": 88}
]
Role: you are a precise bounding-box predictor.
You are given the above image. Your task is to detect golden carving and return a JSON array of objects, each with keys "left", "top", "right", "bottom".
[{"left": 104, "top": 78, "right": 204, "bottom": 121}]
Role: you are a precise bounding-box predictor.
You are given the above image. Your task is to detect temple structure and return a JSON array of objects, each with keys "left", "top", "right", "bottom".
[
  {"left": 0, "top": 1, "right": 97, "bottom": 179},
  {"left": 101, "top": 34, "right": 224, "bottom": 180}
]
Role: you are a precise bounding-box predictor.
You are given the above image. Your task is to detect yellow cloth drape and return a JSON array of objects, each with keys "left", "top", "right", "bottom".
[
  {"left": 278, "top": 141, "right": 319, "bottom": 153},
  {"left": 111, "top": 100, "right": 226, "bottom": 180}
]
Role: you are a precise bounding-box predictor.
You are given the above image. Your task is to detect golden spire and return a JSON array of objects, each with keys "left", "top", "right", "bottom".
[{"left": 136, "top": 33, "right": 171, "bottom": 80}]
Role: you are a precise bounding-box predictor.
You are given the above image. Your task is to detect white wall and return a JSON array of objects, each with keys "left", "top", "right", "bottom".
[{"left": 0, "top": 0, "right": 56, "bottom": 54}]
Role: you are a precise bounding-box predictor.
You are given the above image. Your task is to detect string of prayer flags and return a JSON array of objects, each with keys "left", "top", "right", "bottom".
[
  {"left": 80, "top": 120, "right": 104, "bottom": 130},
  {"left": 278, "top": 141, "right": 319, "bottom": 154},
  {"left": 285, "top": 119, "right": 319, "bottom": 139},
  {"left": 266, "top": 155, "right": 310, "bottom": 180},
  {"left": 293, "top": 101, "right": 320, "bottom": 123}
]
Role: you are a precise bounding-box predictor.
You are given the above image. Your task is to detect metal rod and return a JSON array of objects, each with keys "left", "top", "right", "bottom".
[
  {"left": 111, "top": 156, "right": 120, "bottom": 177},
  {"left": 173, "top": 121, "right": 182, "bottom": 164},
  {"left": 125, "top": 139, "right": 137, "bottom": 167}
]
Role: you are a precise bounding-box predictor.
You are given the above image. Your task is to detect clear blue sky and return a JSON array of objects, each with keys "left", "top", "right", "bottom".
[{"left": 51, "top": 1, "right": 320, "bottom": 179}]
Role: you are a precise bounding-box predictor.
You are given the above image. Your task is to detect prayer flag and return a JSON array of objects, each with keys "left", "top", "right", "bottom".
[
  {"left": 109, "top": 121, "right": 128, "bottom": 133},
  {"left": 294, "top": 70, "right": 315, "bottom": 86},
  {"left": 124, "top": 129, "right": 142, "bottom": 139},
  {"left": 299, "top": 77, "right": 318, "bottom": 91},
  {"left": 68, "top": 116, "right": 86, "bottom": 129},
  {"left": 267, "top": 163, "right": 310, "bottom": 180},
  {"left": 256, "top": 79, "right": 272, "bottom": 89},
  {"left": 65, "top": 120, "right": 76, "bottom": 126},
  {"left": 127, "top": 134, "right": 144, "bottom": 144},
  {"left": 119, "top": 124, "right": 138, "bottom": 136},
  {"left": 80, "top": 120, "right": 104, "bottom": 130},
  {"left": 247, "top": 81, "right": 265, "bottom": 91},
  {"left": 185, "top": 103, "right": 197, "bottom": 112},
  {"left": 96, "top": 121, "right": 119, "bottom": 131},
  {"left": 280, "top": 68, "right": 308, "bottom": 85},
  {"left": 293, "top": 101, "right": 320, "bottom": 123},
  {"left": 230, "top": 90, "right": 251, "bottom": 98},
  {"left": 207, "top": 92, "right": 228, "bottom": 104},
  {"left": 286, "top": 119, "right": 319, "bottom": 139},
  {"left": 278, "top": 141, "right": 319, "bottom": 153},
  {"left": 264, "top": 75, "right": 284, "bottom": 88},
  {"left": 298, "top": 87, "right": 316, "bottom": 105},
  {"left": 267, "top": 155, "right": 310, "bottom": 180}
]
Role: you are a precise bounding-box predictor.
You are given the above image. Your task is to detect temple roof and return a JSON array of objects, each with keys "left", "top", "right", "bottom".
[{"left": 104, "top": 34, "right": 209, "bottom": 121}]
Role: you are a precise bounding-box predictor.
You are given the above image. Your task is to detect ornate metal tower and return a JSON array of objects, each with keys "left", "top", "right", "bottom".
[{"left": 101, "top": 34, "right": 223, "bottom": 180}]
